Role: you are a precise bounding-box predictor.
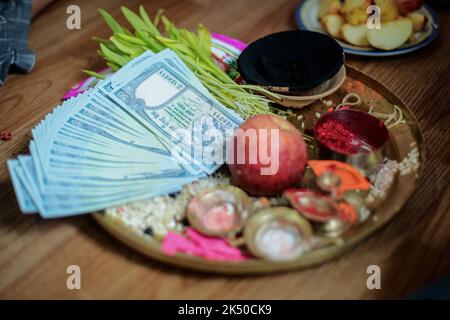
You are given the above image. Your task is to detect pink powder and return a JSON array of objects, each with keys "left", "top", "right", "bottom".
[
  {"left": 201, "top": 203, "right": 237, "bottom": 232},
  {"left": 161, "top": 228, "right": 248, "bottom": 261}
]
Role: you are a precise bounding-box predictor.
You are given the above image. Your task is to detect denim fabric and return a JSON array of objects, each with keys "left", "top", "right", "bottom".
[{"left": 0, "top": 0, "right": 35, "bottom": 85}]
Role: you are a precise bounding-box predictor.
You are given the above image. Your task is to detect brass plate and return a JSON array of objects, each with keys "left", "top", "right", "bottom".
[{"left": 92, "top": 65, "right": 424, "bottom": 274}]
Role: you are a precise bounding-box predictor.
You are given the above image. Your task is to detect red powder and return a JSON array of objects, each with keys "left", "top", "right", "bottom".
[
  {"left": 0, "top": 131, "right": 12, "bottom": 141},
  {"left": 316, "top": 120, "right": 369, "bottom": 155},
  {"left": 338, "top": 105, "right": 352, "bottom": 111}
]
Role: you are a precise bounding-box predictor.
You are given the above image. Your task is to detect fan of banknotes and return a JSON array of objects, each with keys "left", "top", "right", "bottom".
[{"left": 7, "top": 49, "right": 243, "bottom": 218}]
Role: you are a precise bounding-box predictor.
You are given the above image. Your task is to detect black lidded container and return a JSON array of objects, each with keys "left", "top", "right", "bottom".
[{"left": 237, "top": 30, "right": 344, "bottom": 94}]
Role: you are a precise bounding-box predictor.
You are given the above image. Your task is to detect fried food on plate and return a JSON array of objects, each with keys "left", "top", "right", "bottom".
[
  {"left": 407, "top": 11, "right": 426, "bottom": 32},
  {"left": 316, "top": 0, "right": 427, "bottom": 50},
  {"left": 374, "top": 0, "right": 399, "bottom": 22},
  {"left": 318, "top": 0, "right": 342, "bottom": 19},
  {"left": 344, "top": 7, "right": 368, "bottom": 25}
]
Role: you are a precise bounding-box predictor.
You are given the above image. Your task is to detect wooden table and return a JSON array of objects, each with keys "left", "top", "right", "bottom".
[{"left": 0, "top": 0, "right": 449, "bottom": 299}]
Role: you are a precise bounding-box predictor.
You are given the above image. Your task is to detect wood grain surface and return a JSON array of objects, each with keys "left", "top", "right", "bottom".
[{"left": 0, "top": 0, "right": 449, "bottom": 299}]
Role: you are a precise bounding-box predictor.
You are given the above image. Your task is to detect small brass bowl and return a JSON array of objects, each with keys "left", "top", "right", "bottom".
[
  {"left": 314, "top": 110, "right": 389, "bottom": 176},
  {"left": 283, "top": 189, "right": 350, "bottom": 238},
  {"left": 314, "top": 218, "right": 350, "bottom": 238},
  {"left": 186, "top": 185, "right": 253, "bottom": 238},
  {"left": 284, "top": 189, "right": 340, "bottom": 222},
  {"left": 244, "top": 207, "right": 313, "bottom": 261}
]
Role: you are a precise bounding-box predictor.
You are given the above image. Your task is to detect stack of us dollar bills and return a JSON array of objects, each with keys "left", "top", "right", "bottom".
[{"left": 7, "top": 49, "right": 243, "bottom": 218}]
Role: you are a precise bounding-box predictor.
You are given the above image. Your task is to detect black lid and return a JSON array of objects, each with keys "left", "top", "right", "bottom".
[{"left": 238, "top": 30, "right": 344, "bottom": 93}]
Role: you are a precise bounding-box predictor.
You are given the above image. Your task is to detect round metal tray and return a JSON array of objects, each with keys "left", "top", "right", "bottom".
[{"left": 93, "top": 65, "right": 424, "bottom": 274}]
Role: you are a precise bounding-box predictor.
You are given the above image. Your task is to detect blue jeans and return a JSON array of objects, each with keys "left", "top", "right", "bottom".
[{"left": 0, "top": 0, "right": 35, "bottom": 85}]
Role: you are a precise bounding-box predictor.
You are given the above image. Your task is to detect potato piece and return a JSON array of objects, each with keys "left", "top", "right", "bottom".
[
  {"left": 341, "top": 0, "right": 370, "bottom": 13},
  {"left": 318, "top": 0, "right": 342, "bottom": 19},
  {"left": 409, "top": 32, "right": 419, "bottom": 43},
  {"left": 374, "top": 0, "right": 398, "bottom": 22},
  {"left": 408, "top": 11, "right": 426, "bottom": 31},
  {"left": 344, "top": 7, "right": 368, "bottom": 25},
  {"left": 341, "top": 0, "right": 370, "bottom": 25},
  {"left": 341, "top": 23, "right": 370, "bottom": 46},
  {"left": 321, "top": 14, "right": 345, "bottom": 38},
  {"left": 367, "top": 18, "right": 413, "bottom": 50}
]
